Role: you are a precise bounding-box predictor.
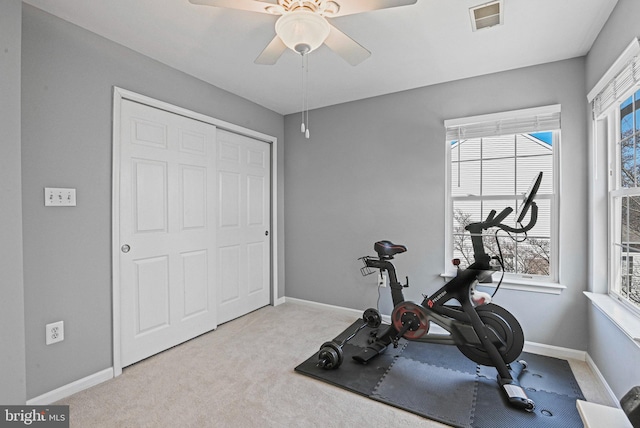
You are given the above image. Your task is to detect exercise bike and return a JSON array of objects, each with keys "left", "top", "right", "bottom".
[{"left": 316, "top": 172, "right": 544, "bottom": 412}]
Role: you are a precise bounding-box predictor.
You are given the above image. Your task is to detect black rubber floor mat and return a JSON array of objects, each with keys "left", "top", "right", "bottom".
[
  {"left": 477, "top": 353, "right": 585, "bottom": 398},
  {"left": 472, "top": 376, "right": 584, "bottom": 428},
  {"left": 401, "top": 341, "right": 478, "bottom": 375},
  {"left": 295, "top": 321, "right": 585, "bottom": 427},
  {"left": 295, "top": 342, "right": 401, "bottom": 396},
  {"left": 371, "top": 356, "right": 476, "bottom": 427}
]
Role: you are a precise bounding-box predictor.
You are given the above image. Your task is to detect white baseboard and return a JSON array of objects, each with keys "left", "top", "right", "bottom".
[
  {"left": 284, "top": 297, "right": 394, "bottom": 323},
  {"left": 585, "top": 352, "right": 620, "bottom": 406},
  {"left": 523, "top": 341, "right": 587, "bottom": 361},
  {"left": 274, "top": 296, "right": 286, "bottom": 306},
  {"left": 284, "top": 297, "right": 365, "bottom": 318},
  {"left": 27, "top": 367, "right": 113, "bottom": 405},
  {"left": 285, "top": 297, "right": 592, "bottom": 357}
]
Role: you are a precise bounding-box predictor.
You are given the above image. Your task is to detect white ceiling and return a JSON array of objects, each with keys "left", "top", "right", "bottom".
[{"left": 23, "top": 0, "right": 618, "bottom": 115}]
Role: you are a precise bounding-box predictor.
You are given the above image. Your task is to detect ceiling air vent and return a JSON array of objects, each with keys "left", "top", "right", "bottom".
[{"left": 470, "top": 0, "right": 503, "bottom": 32}]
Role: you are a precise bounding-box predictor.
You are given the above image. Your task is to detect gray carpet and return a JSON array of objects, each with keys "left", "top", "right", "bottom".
[
  {"left": 54, "top": 303, "right": 611, "bottom": 427},
  {"left": 296, "top": 320, "right": 586, "bottom": 428}
]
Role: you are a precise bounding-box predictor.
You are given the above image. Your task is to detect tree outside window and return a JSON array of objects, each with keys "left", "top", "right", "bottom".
[
  {"left": 450, "top": 133, "right": 554, "bottom": 279},
  {"left": 613, "top": 89, "right": 640, "bottom": 308}
]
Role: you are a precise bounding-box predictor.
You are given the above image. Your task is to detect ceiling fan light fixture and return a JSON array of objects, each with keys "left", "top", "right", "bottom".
[{"left": 275, "top": 11, "right": 330, "bottom": 54}]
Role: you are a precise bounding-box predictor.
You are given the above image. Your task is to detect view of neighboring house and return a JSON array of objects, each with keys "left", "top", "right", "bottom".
[
  {"left": 620, "top": 201, "right": 640, "bottom": 306},
  {"left": 450, "top": 133, "right": 553, "bottom": 277}
]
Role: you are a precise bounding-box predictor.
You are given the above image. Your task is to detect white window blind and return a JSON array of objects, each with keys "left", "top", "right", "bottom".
[
  {"left": 445, "top": 105, "right": 561, "bottom": 141},
  {"left": 588, "top": 38, "right": 640, "bottom": 118}
]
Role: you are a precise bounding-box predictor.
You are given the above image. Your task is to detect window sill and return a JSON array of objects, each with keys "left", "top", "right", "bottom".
[
  {"left": 441, "top": 273, "right": 566, "bottom": 294},
  {"left": 584, "top": 291, "right": 640, "bottom": 344}
]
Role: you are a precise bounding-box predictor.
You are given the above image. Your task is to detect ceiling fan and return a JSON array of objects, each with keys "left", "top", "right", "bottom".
[{"left": 189, "top": 0, "right": 418, "bottom": 65}]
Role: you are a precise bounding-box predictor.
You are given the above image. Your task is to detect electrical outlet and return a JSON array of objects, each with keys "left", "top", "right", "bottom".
[
  {"left": 46, "top": 321, "right": 64, "bottom": 345},
  {"left": 378, "top": 272, "right": 387, "bottom": 288}
]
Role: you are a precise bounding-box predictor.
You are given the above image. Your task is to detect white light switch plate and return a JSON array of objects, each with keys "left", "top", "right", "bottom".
[{"left": 44, "top": 188, "right": 76, "bottom": 206}]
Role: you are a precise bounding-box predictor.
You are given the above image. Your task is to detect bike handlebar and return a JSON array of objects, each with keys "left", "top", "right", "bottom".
[
  {"left": 467, "top": 203, "right": 538, "bottom": 235},
  {"left": 499, "top": 203, "right": 538, "bottom": 234},
  {"left": 468, "top": 171, "right": 543, "bottom": 236},
  {"left": 464, "top": 202, "right": 538, "bottom": 270},
  {"left": 492, "top": 207, "right": 513, "bottom": 226}
]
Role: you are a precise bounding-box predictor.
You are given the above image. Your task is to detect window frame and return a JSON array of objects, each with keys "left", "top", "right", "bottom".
[
  {"left": 444, "top": 107, "right": 561, "bottom": 290},
  {"left": 588, "top": 37, "right": 640, "bottom": 328},
  {"left": 606, "top": 87, "right": 640, "bottom": 316}
]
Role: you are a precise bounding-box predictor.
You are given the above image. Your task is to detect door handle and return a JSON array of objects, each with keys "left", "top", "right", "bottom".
[
  {"left": 265, "top": 231, "right": 269, "bottom": 236},
  {"left": 121, "top": 244, "right": 131, "bottom": 253}
]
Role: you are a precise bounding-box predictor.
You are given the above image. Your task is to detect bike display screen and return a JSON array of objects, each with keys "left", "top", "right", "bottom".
[{"left": 516, "top": 172, "right": 543, "bottom": 224}]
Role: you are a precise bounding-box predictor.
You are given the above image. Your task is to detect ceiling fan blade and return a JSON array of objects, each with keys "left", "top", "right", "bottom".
[
  {"left": 255, "top": 36, "right": 288, "bottom": 65},
  {"left": 324, "top": 24, "right": 371, "bottom": 66},
  {"left": 188, "top": 0, "right": 279, "bottom": 15},
  {"left": 329, "top": 0, "right": 417, "bottom": 17}
]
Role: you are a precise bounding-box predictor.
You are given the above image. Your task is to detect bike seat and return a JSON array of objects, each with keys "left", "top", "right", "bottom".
[{"left": 374, "top": 240, "right": 407, "bottom": 258}]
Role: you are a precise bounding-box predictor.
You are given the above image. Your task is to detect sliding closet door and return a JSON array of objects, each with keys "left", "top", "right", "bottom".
[
  {"left": 216, "top": 129, "right": 271, "bottom": 324},
  {"left": 116, "top": 96, "right": 273, "bottom": 368},
  {"left": 118, "top": 100, "right": 217, "bottom": 367}
]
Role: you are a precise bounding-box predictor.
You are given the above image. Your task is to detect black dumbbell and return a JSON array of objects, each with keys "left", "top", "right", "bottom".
[
  {"left": 317, "top": 341, "right": 343, "bottom": 369},
  {"left": 363, "top": 308, "right": 382, "bottom": 328},
  {"left": 317, "top": 308, "right": 382, "bottom": 369}
]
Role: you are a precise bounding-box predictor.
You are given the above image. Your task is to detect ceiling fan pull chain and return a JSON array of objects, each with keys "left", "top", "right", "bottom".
[
  {"left": 300, "top": 51, "right": 310, "bottom": 138},
  {"left": 300, "top": 52, "right": 306, "bottom": 134},
  {"left": 305, "top": 53, "right": 310, "bottom": 139}
]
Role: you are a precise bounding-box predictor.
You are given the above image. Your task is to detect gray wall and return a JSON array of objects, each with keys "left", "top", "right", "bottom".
[
  {"left": 585, "top": 0, "right": 640, "bottom": 400},
  {"left": 0, "top": 0, "right": 27, "bottom": 405},
  {"left": 585, "top": 0, "right": 640, "bottom": 90},
  {"left": 12, "top": 0, "right": 639, "bottom": 404},
  {"left": 21, "top": 5, "right": 284, "bottom": 400},
  {"left": 284, "top": 57, "right": 590, "bottom": 351}
]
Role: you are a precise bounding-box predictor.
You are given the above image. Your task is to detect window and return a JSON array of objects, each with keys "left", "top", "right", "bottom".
[
  {"left": 609, "top": 88, "right": 640, "bottom": 313},
  {"left": 589, "top": 37, "right": 640, "bottom": 314},
  {"left": 445, "top": 106, "right": 560, "bottom": 283}
]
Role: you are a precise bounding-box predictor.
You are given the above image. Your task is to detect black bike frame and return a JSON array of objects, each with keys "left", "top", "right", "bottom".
[
  {"left": 363, "top": 203, "right": 539, "bottom": 372},
  {"left": 353, "top": 174, "right": 543, "bottom": 411}
]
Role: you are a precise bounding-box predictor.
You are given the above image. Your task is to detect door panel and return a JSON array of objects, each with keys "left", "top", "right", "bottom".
[
  {"left": 181, "top": 250, "right": 209, "bottom": 319},
  {"left": 247, "top": 175, "right": 266, "bottom": 225},
  {"left": 219, "top": 245, "right": 241, "bottom": 303},
  {"left": 247, "top": 242, "right": 266, "bottom": 294},
  {"left": 133, "top": 160, "right": 167, "bottom": 233},
  {"left": 181, "top": 166, "right": 207, "bottom": 230},
  {"left": 131, "top": 118, "right": 167, "bottom": 148},
  {"left": 216, "top": 130, "right": 271, "bottom": 324},
  {"left": 219, "top": 172, "right": 241, "bottom": 228},
  {"left": 119, "top": 100, "right": 217, "bottom": 367},
  {"left": 134, "top": 256, "right": 170, "bottom": 334}
]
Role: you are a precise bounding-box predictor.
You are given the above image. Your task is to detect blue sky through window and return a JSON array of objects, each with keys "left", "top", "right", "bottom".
[
  {"left": 530, "top": 132, "right": 553, "bottom": 145},
  {"left": 620, "top": 89, "right": 640, "bottom": 139}
]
